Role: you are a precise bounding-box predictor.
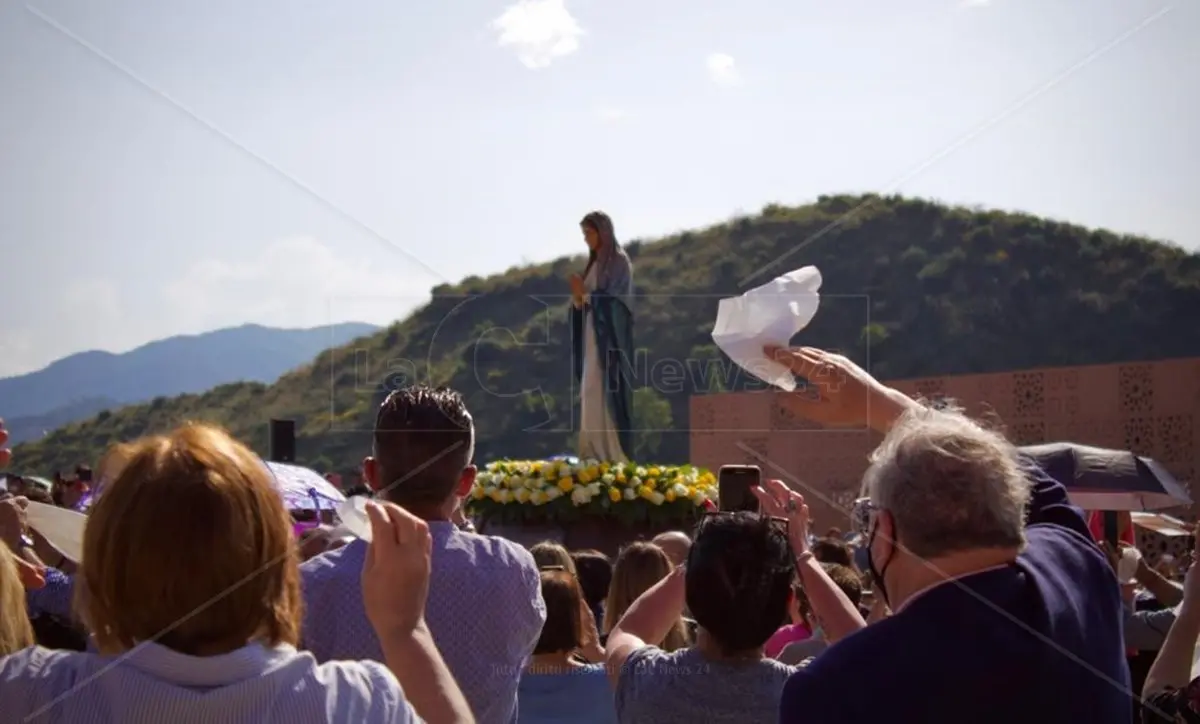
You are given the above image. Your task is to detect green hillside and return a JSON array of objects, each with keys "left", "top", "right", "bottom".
[{"left": 13, "top": 194, "right": 1200, "bottom": 476}]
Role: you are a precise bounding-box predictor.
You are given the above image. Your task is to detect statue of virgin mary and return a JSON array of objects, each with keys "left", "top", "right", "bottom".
[{"left": 569, "top": 211, "right": 634, "bottom": 462}]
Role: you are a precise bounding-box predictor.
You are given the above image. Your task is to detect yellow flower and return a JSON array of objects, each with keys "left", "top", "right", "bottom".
[
  {"left": 646, "top": 478, "right": 658, "bottom": 490},
  {"left": 615, "top": 472, "right": 626, "bottom": 484},
  {"left": 649, "top": 466, "right": 661, "bottom": 477},
  {"left": 472, "top": 487, "right": 485, "bottom": 500},
  {"left": 665, "top": 490, "right": 676, "bottom": 503},
  {"left": 638, "top": 485, "right": 654, "bottom": 500},
  {"left": 608, "top": 488, "right": 621, "bottom": 502},
  {"left": 558, "top": 477, "right": 575, "bottom": 493},
  {"left": 600, "top": 463, "right": 611, "bottom": 474}
]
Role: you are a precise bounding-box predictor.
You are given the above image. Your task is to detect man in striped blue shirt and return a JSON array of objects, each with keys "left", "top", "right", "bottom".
[{"left": 301, "top": 387, "right": 546, "bottom": 724}]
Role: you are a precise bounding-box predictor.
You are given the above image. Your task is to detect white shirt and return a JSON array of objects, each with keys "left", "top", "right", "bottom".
[{"left": 0, "top": 641, "right": 418, "bottom": 724}]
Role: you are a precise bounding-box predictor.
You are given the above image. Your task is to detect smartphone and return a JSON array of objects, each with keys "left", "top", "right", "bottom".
[{"left": 718, "top": 465, "right": 761, "bottom": 513}]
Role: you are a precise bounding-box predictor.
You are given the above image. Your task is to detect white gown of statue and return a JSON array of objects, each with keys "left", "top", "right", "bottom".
[{"left": 578, "top": 263, "right": 628, "bottom": 462}]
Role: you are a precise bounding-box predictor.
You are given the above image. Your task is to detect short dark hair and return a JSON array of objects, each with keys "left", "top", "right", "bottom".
[
  {"left": 821, "top": 563, "right": 863, "bottom": 607},
  {"left": 685, "top": 512, "right": 794, "bottom": 654},
  {"left": 533, "top": 569, "right": 583, "bottom": 654},
  {"left": 75, "top": 465, "right": 93, "bottom": 483},
  {"left": 373, "top": 386, "right": 474, "bottom": 507},
  {"left": 571, "top": 549, "right": 613, "bottom": 609},
  {"left": 342, "top": 484, "right": 371, "bottom": 498},
  {"left": 811, "top": 537, "right": 854, "bottom": 568}
]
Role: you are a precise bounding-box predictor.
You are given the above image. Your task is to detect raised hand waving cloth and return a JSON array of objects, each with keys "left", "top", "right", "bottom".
[{"left": 711, "top": 266, "right": 822, "bottom": 390}]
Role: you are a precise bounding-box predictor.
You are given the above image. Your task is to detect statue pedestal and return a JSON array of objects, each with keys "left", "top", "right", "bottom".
[{"left": 479, "top": 517, "right": 683, "bottom": 556}]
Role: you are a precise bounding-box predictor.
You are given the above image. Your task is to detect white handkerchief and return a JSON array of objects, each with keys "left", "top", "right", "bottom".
[
  {"left": 711, "top": 266, "right": 822, "bottom": 391},
  {"left": 25, "top": 501, "right": 87, "bottom": 563},
  {"left": 336, "top": 496, "right": 374, "bottom": 541}
]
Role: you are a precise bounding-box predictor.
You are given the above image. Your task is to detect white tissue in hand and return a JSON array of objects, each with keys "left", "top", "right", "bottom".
[
  {"left": 335, "top": 496, "right": 374, "bottom": 542},
  {"left": 711, "top": 266, "right": 822, "bottom": 391}
]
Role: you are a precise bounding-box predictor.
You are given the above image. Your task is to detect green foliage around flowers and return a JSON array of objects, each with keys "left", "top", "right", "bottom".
[{"left": 465, "top": 459, "right": 717, "bottom": 526}]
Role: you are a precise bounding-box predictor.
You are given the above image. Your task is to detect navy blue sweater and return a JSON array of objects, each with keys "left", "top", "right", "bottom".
[{"left": 780, "top": 464, "right": 1131, "bottom": 723}]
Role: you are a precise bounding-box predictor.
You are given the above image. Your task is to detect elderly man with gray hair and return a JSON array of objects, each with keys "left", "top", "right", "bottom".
[{"left": 769, "top": 346, "right": 1129, "bottom": 724}]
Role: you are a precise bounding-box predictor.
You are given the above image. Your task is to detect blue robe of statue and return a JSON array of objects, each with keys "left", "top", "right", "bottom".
[{"left": 570, "top": 259, "right": 634, "bottom": 461}]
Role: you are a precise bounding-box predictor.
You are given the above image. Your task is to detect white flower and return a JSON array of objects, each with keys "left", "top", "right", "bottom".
[
  {"left": 672, "top": 483, "right": 689, "bottom": 497},
  {"left": 587, "top": 482, "right": 602, "bottom": 496},
  {"left": 483, "top": 485, "right": 498, "bottom": 499},
  {"left": 571, "top": 487, "right": 592, "bottom": 506},
  {"left": 531, "top": 490, "right": 548, "bottom": 505},
  {"left": 515, "top": 488, "right": 531, "bottom": 503},
  {"left": 498, "top": 489, "right": 513, "bottom": 504},
  {"left": 648, "top": 492, "right": 665, "bottom": 506},
  {"left": 635, "top": 466, "right": 647, "bottom": 477},
  {"left": 630, "top": 476, "right": 642, "bottom": 487},
  {"left": 601, "top": 473, "right": 615, "bottom": 484},
  {"left": 546, "top": 487, "right": 563, "bottom": 501},
  {"left": 623, "top": 487, "right": 637, "bottom": 501}
]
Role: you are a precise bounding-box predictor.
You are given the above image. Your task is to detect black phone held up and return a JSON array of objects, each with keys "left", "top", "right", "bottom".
[{"left": 718, "top": 465, "right": 762, "bottom": 513}]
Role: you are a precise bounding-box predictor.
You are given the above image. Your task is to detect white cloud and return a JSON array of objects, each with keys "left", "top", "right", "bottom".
[
  {"left": 492, "top": 0, "right": 583, "bottom": 69},
  {"left": 706, "top": 53, "right": 741, "bottom": 86},
  {"left": 0, "top": 279, "right": 130, "bottom": 377},
  {"left": 162, "top": 237, "right": 431, "bottom": 336},
  {"left": 959, "top": 0, "right": 991, "bottom": 7}
]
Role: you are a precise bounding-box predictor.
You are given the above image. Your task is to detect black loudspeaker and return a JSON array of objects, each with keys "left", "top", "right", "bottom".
[{"left": 269, "top": 419, "right": 296, "bottom": 463}]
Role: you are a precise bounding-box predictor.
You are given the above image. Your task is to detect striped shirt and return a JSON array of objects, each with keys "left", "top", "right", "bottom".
[
  {"left": 301, "top": 523, "right": 545, "bottom": 724},
  {"left": 0, "top": 642, "right": 417, "bottom": 724}
]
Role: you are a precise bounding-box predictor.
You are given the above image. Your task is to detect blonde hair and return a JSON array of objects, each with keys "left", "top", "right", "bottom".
[
  {"left": 77, "top": 423, "right": 302, "bottom": 656},
  {"left": 0, "top": 547, "right": 34, "bottom": 655},
  {"left": 530, "top": 541, "right": 578, "bottom": 576},
  {"left": 603, "top": 541, "right": 689, "bottom": 651}
]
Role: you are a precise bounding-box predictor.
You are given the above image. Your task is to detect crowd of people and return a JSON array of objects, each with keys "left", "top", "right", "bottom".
[{"left": 0, "top": 344, "right": 1197, "bottom": 723}]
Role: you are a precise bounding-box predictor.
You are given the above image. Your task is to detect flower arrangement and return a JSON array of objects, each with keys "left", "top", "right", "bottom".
[{"left": 466, "top": 459, "right": 717, "bottom": 526}]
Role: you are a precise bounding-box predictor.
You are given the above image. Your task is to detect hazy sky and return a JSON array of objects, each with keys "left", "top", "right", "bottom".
[{"left": 0, "top": 0, "right": 1195, "bottom": 377}]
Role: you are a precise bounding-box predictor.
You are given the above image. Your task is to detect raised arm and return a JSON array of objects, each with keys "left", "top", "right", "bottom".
[
  {"left": 754, "top": 480, "right": 865, "bottom": 643},
  {"left": 605, "top": 567, "right": 686, "bottom": 686},
  {"left": 363, "top": 502, "right": 474, "bottom": 724},
  {"left": 1145, "top": 531, "right": 1200, "bottom": 698}
]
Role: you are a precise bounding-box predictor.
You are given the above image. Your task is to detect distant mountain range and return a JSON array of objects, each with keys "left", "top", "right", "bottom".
[{"left": 1, "top": 322, "right": 378, "bottom": 445}]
